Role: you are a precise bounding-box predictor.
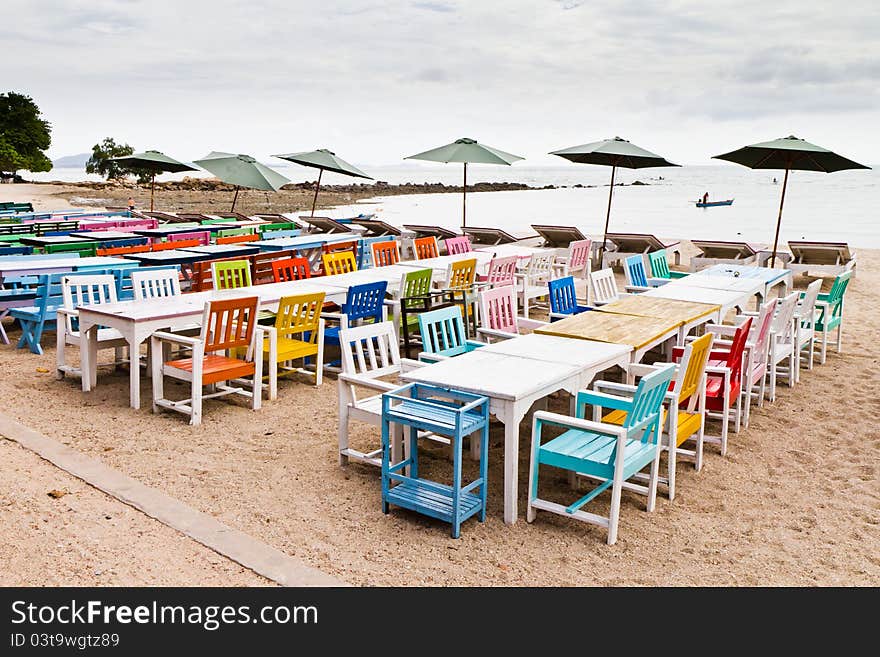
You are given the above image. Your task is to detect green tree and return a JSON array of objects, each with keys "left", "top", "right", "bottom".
[
  {"left": 85, "top": 137, "right": 135, "bottom": 180},
  {"left": 0, "top": 92, "right": 52, "bottom": 175}
]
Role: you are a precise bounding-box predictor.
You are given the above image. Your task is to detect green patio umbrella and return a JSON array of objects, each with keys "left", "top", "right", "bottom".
[
  {"left": 109, "top": 150, "right": 197, "bottom": 211},
  {"left": 193, "top": 152, "right": 290, "bottom": 211},
  {"left": 404, "top": 138, "right": 524, "bottom": 227},
  {"left": 713, "top": 136, "right": 870, "bottom": 266},
  {"left": 273, "top": 148, "right": 372, "bottom": 217},
  {"left": 551, "top": 136, "right": 679, "bottom": 261}
]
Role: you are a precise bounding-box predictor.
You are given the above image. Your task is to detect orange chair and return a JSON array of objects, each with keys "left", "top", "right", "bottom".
[
  {"left": 271, "top": 257, "right": 312, "bottom": 282},
  {"left": 370, "top": 240, "right": 400, "bottom": 267},
  {"left": 150, "top": 296, "right": 263, "bottom": 425},
  {"left": 216, "top": 233, "right": 260, "bottom": 245},
  {"left": 96, "top": 244, "right": 151, "bottom": 256},
  {"left": 322, "top": 251, "right": 358, "bottom": 276},
  {"left": 151, "top": 239, "right": 200, "bottom": 251},
  {"left": 413, "top": 236, "right": 439, "bottom": 260}
]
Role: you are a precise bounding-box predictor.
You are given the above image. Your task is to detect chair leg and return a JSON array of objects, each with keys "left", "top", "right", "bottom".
[
  {"left": 252, "top": 356, "right": 262, "bottom": 411},
  {"left": 667, "top": 423, "right": 677, "bottom": 501},
  {"left": 720, "top": 398, "right": 730, "bottom": 457},
  {"left": 55, "top": 327, "right": 66, "bottom": 379},
  {"left": 337, "top": 394, "right": 350, "bottom": 466},
  {"left": 190, "top": 379, "right": 202, "bottom": 426},
  {"left": 150, "top": 345, "right": 164, "bottom": 415},
  {"left": 836, "top": 324, "right": 842, "bottom": 354},
  {"left": 526, "top": 421, "right": 539, "bottom": 523},
  {"left": 607, "top": 475, "right": 624, "bottom": 546},
  {"left": 315, "top": 341, "right": 324, "bottom": 387},
  {"left": 820, "top": 327, "right": 828, "bottom": 364}
]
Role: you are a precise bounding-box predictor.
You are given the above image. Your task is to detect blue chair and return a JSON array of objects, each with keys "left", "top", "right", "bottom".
[
  {"left": 548, "top": 276, "right": 591, "bottom": 321},
  {"left": 623, "top": 254, "right": 667, "bottom": 293},
  {"left": 101, "top": 237, "right": 150, "bottom": 249},
  {"left": 0, "top": 246, "right": 33, "bottom": 255},
  {"left": 323, "top": 281, "right": 389, "bottom": 367},
  {"left": 416, "top": 305, "right": 484, "bottom": 362},
  {"left": 381, "top": 382, "right": 490, "bottom": 538},
  {"left": 527, "top": 363, "right": 677, "bottom": 545}
]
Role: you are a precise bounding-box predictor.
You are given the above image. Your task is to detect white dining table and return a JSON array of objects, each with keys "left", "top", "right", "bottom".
[
  {"left": 474, "top": 244, "right": 558, "bottom": 260},
  {"left": 642, "top": 284, "right": 753, "bottom": 319},
  {"left": 397, "top": 252, "right": 494, "bottom": 277},
  {"left": 401, "top": 337, "right": 631, "bottom": 524},
  {"left": 689, "top": 264, "right": 793, "bottom": 300}
]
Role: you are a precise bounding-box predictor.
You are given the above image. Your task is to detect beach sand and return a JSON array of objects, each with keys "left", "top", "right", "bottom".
[{"left": 0, "top": 238, "right": 876, "bottom": 586}]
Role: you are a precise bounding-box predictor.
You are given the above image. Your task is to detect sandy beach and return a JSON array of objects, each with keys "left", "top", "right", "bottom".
[{"left": 0, "top": 183, "right": 876, "bottom": 586}]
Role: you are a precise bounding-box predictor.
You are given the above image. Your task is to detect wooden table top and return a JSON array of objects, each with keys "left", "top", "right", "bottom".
[
  {"left": 595, "top": 295, "right": 720, "bottom": 324},
  {"left": 535, "top": 311, "right": 681, "bottom": 350}
]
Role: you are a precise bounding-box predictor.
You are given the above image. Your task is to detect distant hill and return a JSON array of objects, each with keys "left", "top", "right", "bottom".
[{"left": 52, "top": 153, "right": 90, "bottom": 167}]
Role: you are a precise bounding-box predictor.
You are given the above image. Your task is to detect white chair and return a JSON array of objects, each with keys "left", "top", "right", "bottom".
[
  {"left": 515, "top": 252, "right": 556, "bottom": 317},
  {"left": 477, "top": 285, "right": 547, "bottom": 343},
  {"left": 337, "top": 321, "right": 424, "bottom": 467},
  {"left": 794, "top": 279, "right": 822, "bottom": 380},
  {"left": 131, "top": 268, "right": 181, "bottom": 300},
  {"left": 56, "top": 274, "right": 128, "bottom": 381},
  {"left": 589, "top": 268, "right": 627, "bottom": 306},
  {"left": 765, "top": 291, "right": 800, "bottom": 401}
]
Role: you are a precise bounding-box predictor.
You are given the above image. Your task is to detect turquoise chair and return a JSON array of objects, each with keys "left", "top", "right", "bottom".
[
  {"left": 623, "top": 254, "right": 667, "bottom": 293},
  {"left": 527, "top": 363, "right": 677, "bottom": 545},
  {"left": 648, "top": 249, "right": 689, "bottom": 280},
  {"left": 416, "top": 306, "right": 484, "bottom": 363},
  {"left": 810, "top": 270, "right": 852, "bottom": 363}
]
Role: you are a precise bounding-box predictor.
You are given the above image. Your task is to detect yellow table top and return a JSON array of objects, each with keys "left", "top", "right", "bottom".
[
  {"left": 535, "top": 311, "right": 681, "bottom": 350},
  {"left": 595, "top": 295, "right": 720, "bottom": 324}
]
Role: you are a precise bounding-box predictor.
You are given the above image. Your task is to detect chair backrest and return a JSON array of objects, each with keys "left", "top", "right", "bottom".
[
  {"left": 444, "top": 236, "right": 472, "bottom": 255},
  {"left": 647, "top": 249, "right": 671, "bottom": 279},
  {"left": 826, "top": 271, "right": 852, "bottom": 310},
  {"left": 275, "top": 292, "right": 325, "bottom": 345},
  {"left": 417, "top": 305, "right": 469, "bottom": 358},
  {"left": 446, "top": 258, "right": 477, "bottom": 290},
  {"left": 478, "top": 285, "right": 519, "bottom": 334},
  {"left": 249, "top": 249, "right": 296, "bottom": 285},
  {"left": 216, "top": 233, "right": 260, "bottom": 245},
  {"left": 413, "top": 236, "right": 439, "bottom": 260},
  {"left": 170, "top": 230, "right": 210, "bottom": 245},
  {"left": 567, "top": 239, "right": 591, "bottom": 272},
  {"left": 211, "top": 259, "right": 252, "bottom": 289},
  {"left": 624, "top": 254, "right": 649, "bottom": 288},
  {"left": 216, "top": 227, "right": 256, "bottom": 238},
  {"left": 772, "top": 291, "right": 800, "bottom": 344},
  {"left": 751, "top": 298, "right": 778, "bottom": 358},
  {"left": 260, "top": 229, "right": 299, "bottom": 240},
  {"left": 321, "top": 239, "right": 359, "bottom": 264},
  {"left": 525, "top": 252, "right": 556, "bottom": 282},
  {"left": 45, "top": 241, "right": 98, "bottom": 257},
  {"left": 621, "top": 364, "right": 677, "bottom": 440},
  {"left": 370, "top": 240, "right": 400, "bottom": 267},
  {"left": 77, "top": 221, "right": 115, "bottom": 231},
  {"left": 798, "top": 279, "right": 822, "bottom": 326},
  {"left": 200, "top": 296, "right": 258, "bottom": 358},
  {"left": 400, "top": 268, "right": 434, "bottom": 306},
  {"left": 673, "top": 332, "right": 714, "bottom": 408},
  {"left": 548, "top": 276, "right": 579, "bottom": 315},
  {"left": 338, "top": 321, "right": 401, "bottom": 379},
  {"left": 590, "top": 268, "right": 620, "bottom": 304},
  {"left": 131, "top": 268, "right": 181, "bottom": 301},
  {"left": 96, "top": 244, "right": 151, "bottom": 256},
  {"left": 61, "top": 273, "right": 118, "bottom": 332},
  {"left": 322, "top": 250, "right": 358, "bottom": 275},
  {"left": 152, "top": 239, "right": 199, "bottom": 251},
  {"left": 343, "top": 280, "right": 387, "bottom": 324},
  {"left": 485, "top": 255, "right": 518, "bottom": 286},
  {"left": 271, "top": 256, "right": 312, "bottom": 282},
  {"left": 0, "top": 245, "right": 32, "bottom": 255}
]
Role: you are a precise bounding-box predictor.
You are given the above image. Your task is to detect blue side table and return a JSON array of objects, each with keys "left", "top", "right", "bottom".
[{"left": 381, "top": 383, "right": 490, "bottom": 538}]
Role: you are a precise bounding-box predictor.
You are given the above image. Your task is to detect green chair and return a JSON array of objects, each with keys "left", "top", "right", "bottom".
[
  {"left": 45, "top": 241, "right": 98, "bottom": 258},
  {"left": 810, "top": 270, "right": 852, "bottom": 364},
  {"left": 648, "top": 249, "right": 689, "bottom": 280},
  {"left": 396, "top": 268, "right": 454, "bottom": 358},
  {"left": 216, "top": 227, "right": 256, "bottom": 238},
  {"left": 211, "top": 259, "right": 252, "bottom": 289}
]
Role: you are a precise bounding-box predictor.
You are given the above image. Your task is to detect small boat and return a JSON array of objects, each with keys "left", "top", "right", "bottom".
[{"left": 695, "top": 199, "right": 734, "bottom": 208}]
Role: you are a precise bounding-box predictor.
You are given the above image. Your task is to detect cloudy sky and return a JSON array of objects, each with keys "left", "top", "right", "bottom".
[{"left": 7, "top": 0, "right": 879, "bottom": 166}]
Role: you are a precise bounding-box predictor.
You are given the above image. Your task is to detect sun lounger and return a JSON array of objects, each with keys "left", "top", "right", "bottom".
[
  {"left": 603, "top": 233, "right": 681, "bottom": 268},
  {"left": 461, "top": 226, "right": 538, "bottom": 245},
  {"left": 144, "top": 211, "right": 183, "bottom": 222},
  {"left": 531, "top": 224, "right": 590, "bottom": 248},
  {"left": 402, "top": 224, "right": 460, "bottom": 240},
  {"left": 300, "top": 216, "right": 351, "bottom": 234},
  {"left": 690, "top": 240, "right": 763, "bottom": 271},
  {"left": 348, "top": 218, "right": 403, "bottom": 236},
  {"left": 786, "top": 241, "right": 856, "bottom": 277}
]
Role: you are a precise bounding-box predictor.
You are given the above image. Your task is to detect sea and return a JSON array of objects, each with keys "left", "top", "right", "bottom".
[{"left": 28, "top": 163, "right": 879, "bottom": 247}]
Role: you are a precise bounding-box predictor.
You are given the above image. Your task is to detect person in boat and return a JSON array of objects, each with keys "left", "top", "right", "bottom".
[{"left": 702, "top": 192, "right": 709, "bottom": 204}]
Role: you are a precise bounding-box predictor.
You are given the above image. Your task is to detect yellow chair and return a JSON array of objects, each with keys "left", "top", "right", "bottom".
[
  {"left": 322, "top": 251, "right": 358, "bottom": 276},
  {"left": 596, "top": 332, "right": 714, "bottom": 500},
  {"left": 444, "top": 258, "right": 479, "bottom": 336},
  {"left": 261, "top": 293, "right": 325, "bottom": 400}
]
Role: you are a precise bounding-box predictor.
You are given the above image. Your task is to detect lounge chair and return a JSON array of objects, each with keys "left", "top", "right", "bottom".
[
  {"left": 603, "top": 233, "right": 681, "bottom": 268},
  {"left": 689, "top": 240, "right": 762, "bottom": 271},
  {"left": 300, "top": 216, "right": 351, "bottom": 234},
  {"left": 144, "top": 211, "right": 183, "bottom": 222},
  {"left": 531, "top": 224, "right": 589, "bottom": 248},
  {"left": 348, "top": 218, "right": 402, "bottom": 237},
  {"left": 462, "top": 226, "right": 538, "bottom": 245},
  {"left": 402, "top": 224, "right": 460, "bottom": 240},
  {"left": 786, "top": 241, "right": 856, "bottom": 278}
]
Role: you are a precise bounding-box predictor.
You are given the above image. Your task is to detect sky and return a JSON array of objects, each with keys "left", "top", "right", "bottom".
[{"left": 6, "top": 0, "right": 880, "bottom": 167}]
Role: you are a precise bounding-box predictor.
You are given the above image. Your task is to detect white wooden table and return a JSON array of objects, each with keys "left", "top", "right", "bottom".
[
  {"left": 474, "top": 244, "right": 557, "bottom": 260},
  {"left": 77, "top": 280, "right": 345, "bottom": 409},
  {"left": 401, "top": 339, "right": 631, "bottom": 524},
  {"left": 689, "top": 264, "right": 793, "bottom": 300},
  {"left": 642, "top": 284, "right": 753, "bottom": 320},
  {"left": 397, "top": 252, "right": 494, "bottom": 278}
]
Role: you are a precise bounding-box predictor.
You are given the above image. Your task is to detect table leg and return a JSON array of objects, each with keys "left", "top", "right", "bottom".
[
  {"left": 0, "top": 309, "right": 9, "bottom": 345},
  {"left": 502, "top": 405, "right": 520, "bottom": 525},
  {"left": 80, "top": 322, "right": 96, "bottom": 392}
]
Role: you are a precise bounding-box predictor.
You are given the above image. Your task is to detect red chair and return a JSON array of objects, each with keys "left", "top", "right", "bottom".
[
  {"left": 413, "top": 236, "right": 439, "bottom": 260},
  {"left": 271, "top": 257, "right": 312, "bottom": 282}
]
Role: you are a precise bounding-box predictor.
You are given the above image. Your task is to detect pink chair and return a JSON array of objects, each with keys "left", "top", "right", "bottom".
[
  {"left": 123, "top": 219, "right": 159, "bottom": 230},
  {"left": 77, "top": 220, "right": 119, "bottom": 231},
  {"left": 444, "top": 236, "right": 472, "bottom": 255},
  {"left": 477, "top": 285, "right": 547, "bottom": 342},
  {"left": 565, "top": 239, "right": 592, "bottom": 278},
  {"left": 477, "top": 255, "right": 518, "bottom": 287},
  {"left": 170, "top": 231, "right": 211, "bottom": 246}
]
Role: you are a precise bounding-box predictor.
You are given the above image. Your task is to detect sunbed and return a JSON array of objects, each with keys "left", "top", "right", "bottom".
[
  {"left": 690, "top": 240, "right": 762, "bottom": 271},
  {"left": 786, "top": 241, "right": 856, "bottom": 277},
  {"left": 531, "top": 224, "right": 589, "bottom": 248},
  {"left": 461, "top": 226, "right": 538, "bottom": 245},
  {"left": 603, "top": 233, "right": 681, "bottom": 268},
  {"left": 300, "top": 216, "right": 352, "bottom": 234},
  {"left": 402, "top": 224, "right": 460, "bottom": 240},
  {"left": 348, "top": 218, "right": 403, "bottom": 236}
]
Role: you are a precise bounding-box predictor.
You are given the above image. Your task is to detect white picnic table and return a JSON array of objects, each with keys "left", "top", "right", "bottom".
[
  {"left": 401, "top": 336, "right": 631, "bottom": 524},
  {"left": 642, "top": 284, "right": 753, "bottom": 319},
  {"left": 663, "top": 275, "right": 765, "bottom": 309},
  {"left": 77, "top": 279, "right": 346, "bottom": 410},
  {"left": 689, "top": 264, "right": 793, "bottom": 300}
]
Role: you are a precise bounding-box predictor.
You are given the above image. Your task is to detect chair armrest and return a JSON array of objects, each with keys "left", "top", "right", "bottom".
[
  {"left": 418, "top": 352, "right": 449, "bottom": 363},
  {"left": 477, "top": 327, "right": 518, "bottom": 342},
  {"left": 577, "top": 388, "right": 633, "bottom": 413},
  {"left": 320, "top": 311, "right": 346, "bottom": 320},
  {"left": 533, "top": 410, "right": 626, "bottom": 438},
  {"left": 150, "top": 331, "right": 202, "bottom": 347},
  {"left": 705, "top": 324, "right": 738, "bottom": 337},
  {"left": 592, "top": 381, "right": 638, "bottom": 396},
  {"left": 668, "top": 271, "right": 689, "bottom": 279},
  {"left": 337, "top": 373, "right": 398, "bottom": 392},
  {"left": 518, "top": 318, "right": 548, "bottom": 331},
  {"left": 399, "top": 358, "right": 425, "bottom": 373},
  {"left": 647, "top": 278, "right": 668, "bottom": 287},
  {"left": 624, "top": 284, "right": 651, "bottom": 294},
  {"left": 705, "top": 365, "right": 731, "bottom": 375}
]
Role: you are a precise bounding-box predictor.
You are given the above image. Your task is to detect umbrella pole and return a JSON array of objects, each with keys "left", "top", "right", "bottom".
[
  {"left": 462, "top": 162, "right": 467, "bottom": 229},
  {"left": 310, "top": 169, "right": 323, "bottom": 217},
  {"left": 150, "top": 172, "right": 156, "bottom": 212},
  {"left": 598, "top": 165, "right": 616, "bottom": 264},
  {"left": 231, "top": 187, "right": 240, "bottom": 212},
  {"left": 770, "top": 168, "right": 789, "bottom": 268}
]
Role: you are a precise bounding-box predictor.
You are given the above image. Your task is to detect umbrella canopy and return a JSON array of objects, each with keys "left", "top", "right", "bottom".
[
  {"left": 109, "top": 150, "right": 197, "bottom": 211},
  {"left": 273, "top": 148, "right": 372, "bottom": 217},
  {"left": 405, "top": 138, "right": 524, "bottom": 227},
  {"left": 713, "top": 136, "right": 870, "bottom": 266},
  {"left": 193, "top": 152, "right": 290, "bottom": 211},
  {"left": 550, "top": 136, "right": 678, "bottom": 259}
]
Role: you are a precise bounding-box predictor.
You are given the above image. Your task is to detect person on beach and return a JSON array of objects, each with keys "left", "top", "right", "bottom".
[{"left": 127, "top": 196, "right": 135, "bottom": 211}]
